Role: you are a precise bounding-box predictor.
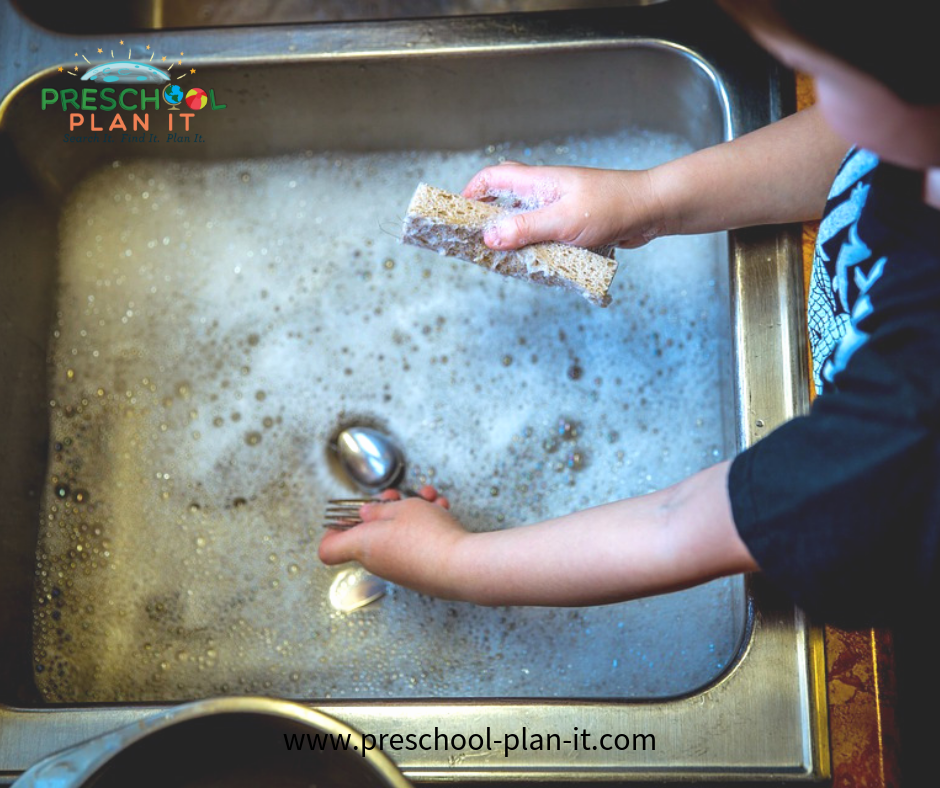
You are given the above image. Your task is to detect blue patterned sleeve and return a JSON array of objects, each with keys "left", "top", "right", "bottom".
[{"left": 729, "top": 163, "right": 940, "bottom": 626}]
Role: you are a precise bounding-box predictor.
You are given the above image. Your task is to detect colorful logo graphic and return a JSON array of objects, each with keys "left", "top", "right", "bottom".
[
  {"left": 82, "top": 62, "right": 169, "bottom": 84},
  {"left": 185, "top": 88, "right": 208, "bottom": 110},
  {"left": 62, "top": 42, "right": 194, "bottom": 85},
  {"left": 43, "top": 39, "right": 227, "bottom": 141},
  {"left": 163, "top": 83, "right": 184, "bottom": 105}
]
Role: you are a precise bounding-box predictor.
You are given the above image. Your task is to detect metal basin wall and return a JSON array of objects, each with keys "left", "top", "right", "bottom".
[
  {"left": 13, "top": 0, "right": 669, "bottom": 34},
  {"left": 0, "top": 2, "right": 827, "bottom": 783}
]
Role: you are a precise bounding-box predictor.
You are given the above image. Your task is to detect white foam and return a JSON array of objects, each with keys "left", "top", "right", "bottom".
[{"left": 34, "top": 132, "right": 741, "bottom": 703}]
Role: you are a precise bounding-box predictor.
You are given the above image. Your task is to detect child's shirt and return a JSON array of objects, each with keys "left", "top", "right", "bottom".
[{"left": 727, "top": 148, "right": 940, "bottom": 626}]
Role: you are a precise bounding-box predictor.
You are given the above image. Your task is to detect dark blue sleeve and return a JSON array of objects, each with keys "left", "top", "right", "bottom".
[{"left": 729, "top": 218, "right": 940, "bottom": 626}]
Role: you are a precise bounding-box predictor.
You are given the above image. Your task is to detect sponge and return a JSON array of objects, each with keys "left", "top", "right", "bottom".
[{"left": 401, "top": 183, "right": 618, "bottom": 307}]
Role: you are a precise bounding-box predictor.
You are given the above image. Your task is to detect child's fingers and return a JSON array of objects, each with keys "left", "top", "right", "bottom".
[
  {"left": 484, "top": 205, "right": 571, "bottom": 250},
  {"left": 359, "top": 500, "right": 399, "bottom": 522},
  {"left": 377, "top": 489, "right": 401, "bottom": 501},
  {"left": 416, "top": 485, "right": 450, "bottom": 509},
  {"left": 318, "top": 528, "right": 359, "bottom": 565},
  {"left": 462, "top": 162, "right": 538, "bottom": 201},
  {"left": 321, "top": 497, "right": 403, "bottom": 563},
  {"left": 417, "top": 485, "right": 440, "bottom": 501}
]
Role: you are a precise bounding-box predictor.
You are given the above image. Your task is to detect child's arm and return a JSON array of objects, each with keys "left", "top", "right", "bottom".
[
  {"left": 318, "top": 109, "right": 844, "bottom": 604},
  {"left": 318, "top": 461, "right": 758, "bottom": 606},
  {"left": 466, "top": 105, "right": 849, "bottom": 251}
]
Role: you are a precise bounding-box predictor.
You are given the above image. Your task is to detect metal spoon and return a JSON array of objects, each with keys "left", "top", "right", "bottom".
[
  {"left": 327, "top": 426, "right": 407, "bottom": 612},
  {"left": 328, "top": 567, "right": 387, "bottom": 613},
  {"left": 333, "top": 426, "right": 405, "bottom": 493}
]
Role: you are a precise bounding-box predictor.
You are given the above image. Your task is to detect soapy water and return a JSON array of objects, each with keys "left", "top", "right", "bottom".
[{"left": 33, "top": 131, "right": 744, "bottom": 703}]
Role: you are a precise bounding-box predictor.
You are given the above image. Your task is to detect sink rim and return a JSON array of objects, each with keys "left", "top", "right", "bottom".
[{"left": 0, "top": 3, "right": 826, "bottom": 783}]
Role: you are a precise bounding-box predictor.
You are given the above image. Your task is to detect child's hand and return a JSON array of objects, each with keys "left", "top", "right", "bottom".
[
  {"left": 462, "top": 162, "right": 665, "bottom": 251},
  {"left": 318, "top": 486, "right": 471, "bottom": 599},
  {"left": 318, "top": 463, "right": 757, "bottom": 607}
]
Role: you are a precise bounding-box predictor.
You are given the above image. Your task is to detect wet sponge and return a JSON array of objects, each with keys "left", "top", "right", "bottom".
[{"left": 401, "top": 183, "right": 619, "bottom": 307}]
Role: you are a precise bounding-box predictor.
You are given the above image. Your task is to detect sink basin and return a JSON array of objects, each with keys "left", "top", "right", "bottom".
[
  {"left": 0, "top": 1, "right": 827, "bottom": 783},
  {"left": 13, "top": 0, "right": 667, "bottom": 34}
]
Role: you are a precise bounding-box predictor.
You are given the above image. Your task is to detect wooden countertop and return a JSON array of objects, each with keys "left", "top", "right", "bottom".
[{"left": 798, "top": 73, "right": 902, "bottom": 788}]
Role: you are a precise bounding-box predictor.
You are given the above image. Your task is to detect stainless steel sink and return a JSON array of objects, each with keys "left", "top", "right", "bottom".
[
  {"left": 12, "top": 0, "right": 668, "bottom": 33},
  {"left": 0, "top": 1, "right": 827, "bottom": 783}
]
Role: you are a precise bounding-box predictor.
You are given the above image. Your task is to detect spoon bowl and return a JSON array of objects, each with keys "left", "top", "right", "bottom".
[{"left": 333, "top": 426, "right": 405, "bottom": 493}]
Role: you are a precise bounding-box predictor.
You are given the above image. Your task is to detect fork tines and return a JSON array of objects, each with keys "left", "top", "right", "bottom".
[{"left": 323, "top": 497, "right": 375, "bottom": 530}]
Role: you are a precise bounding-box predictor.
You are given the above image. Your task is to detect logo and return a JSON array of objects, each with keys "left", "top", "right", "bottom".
[
  {"left": 185, "top": 88, "right": 208, "bottom": 110},
  {"left": 163, "top": 84, "right": 184, "bottom": 105},
  {"left": 43, "top": 40, "right": 226, "bottom": 144},
  {"left": 82, "top": 62, "right": 169, "bottom": 84}
]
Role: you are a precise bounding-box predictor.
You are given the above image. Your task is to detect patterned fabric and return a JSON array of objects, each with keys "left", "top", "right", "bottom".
[
  {"left": 731, "top": 138, "right": 940, "bottom": 788},
  {"left": 807, "top": 147, "right": 880, "bottom": 392},
  {"left": 731, "top": 148, "right": 940, "bottom": 627}
]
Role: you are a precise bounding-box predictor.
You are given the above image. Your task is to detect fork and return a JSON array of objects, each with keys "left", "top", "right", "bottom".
[
  {"left": 322, "top": 488, "right": 420, "bottom": 530},
  {"left": 322, "top": 498, "right": 375, "bottom": 531}
]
